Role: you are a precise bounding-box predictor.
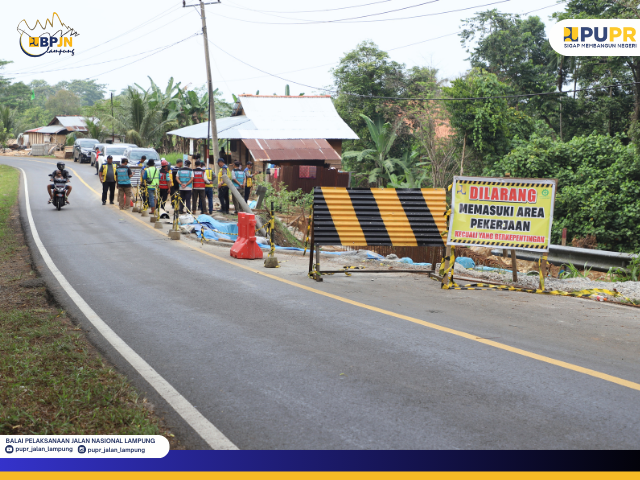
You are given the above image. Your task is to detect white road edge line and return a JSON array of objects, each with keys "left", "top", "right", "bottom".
[{"left": 17, "top": 167, "right": 237, "bottom": 450}]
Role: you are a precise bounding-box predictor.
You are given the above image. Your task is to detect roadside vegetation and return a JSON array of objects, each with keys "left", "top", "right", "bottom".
[
  {"left": 1, "top": 2, "right": 639, "bottom": 253},
  {"left": 0, "top": 165, "right": 178, "bottom": 441}
]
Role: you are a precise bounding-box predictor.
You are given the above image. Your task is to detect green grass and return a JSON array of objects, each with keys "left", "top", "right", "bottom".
[
  {"left": 0, "top": 165, "right": 19, "bottom": 256},
  {"left": 274, "top": 217, "right": 303, "bottom": 248},
  {"left": 0, "top": 310, "right": 164, "bottom": 435},
  {"left": 0, "top": 164, "right": 172, "bottom": 437},
  {"left": 162, "top": 152, "right": 188, "bottom": 165}
]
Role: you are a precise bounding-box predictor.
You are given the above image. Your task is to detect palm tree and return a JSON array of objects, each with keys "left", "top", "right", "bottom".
[
  {"left": 105, "top": 81, "right": 179, "bottom": 147},
  {"left": 342, "top": 114, "right": 400, "bottom": 187},
  {"left": 85, "top": 118, "right": 106, "bottom": 142},
  {"left": 0, "top": 106, "right": 16, "bottom": 137}
]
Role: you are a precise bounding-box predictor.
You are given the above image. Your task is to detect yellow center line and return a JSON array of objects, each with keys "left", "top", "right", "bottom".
[{"left": 18, "top": 159, "right": 639, "bottom": 394}]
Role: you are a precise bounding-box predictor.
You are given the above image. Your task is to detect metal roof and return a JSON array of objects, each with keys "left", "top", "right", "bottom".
[
  {"left": 242, "top": 139, "right": 341, "bottom": 164},
  {"left": 166, "top": 116, "right": 256, "bottom": 140},
  {"left": 167, "top": 96, "right": 358, "bottom": 140},
  {"left": 238, "top": 95, "right": 358, "bottom": 140},
  {"left": 50, "top": 116, "right": 98, "bottom": 128},
  {"left": 24, "top": 125, "right": 67, "bottom": 134}
]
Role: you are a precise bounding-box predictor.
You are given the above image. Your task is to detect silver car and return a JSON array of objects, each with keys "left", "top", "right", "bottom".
[{"left": 122, "top": 147, "right": 160, "bottom": 166}]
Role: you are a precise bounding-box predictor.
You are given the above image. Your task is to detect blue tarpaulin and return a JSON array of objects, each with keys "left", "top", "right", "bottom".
[{"left": 455, "top": 257, "right": 475, "bottom": 269}]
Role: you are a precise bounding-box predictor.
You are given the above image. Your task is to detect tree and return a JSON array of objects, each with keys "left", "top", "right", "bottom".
[
  {"left": 332, "top": 41, "right": 406, "bottom": 150},
  {"left": 106, "top": 81, "right": 179, "bottom": 148},
  {"left": 55, "top": 80, "right": 106, "bottom": 106},
  {"left": 45, "top": 90, "right": 81, "bottom": 115},
  {"left": 443, "top": 69, "right": 527, "bottom": 172},
  {"left": 0, "top": 106, "right": 16, "bottom": 137},
  {"left": 0, "top": 81, "right": 31, "bottom": 110},
  {"left": 13, "top": 106, "right": 51, "bottom": 133},
  {"left": 29, "top": 80, "right": 56, "bottom": 107},
  {"left": 85, "top": 118, "right": 106, "bottom": 142},
  {"left": 387, "top": 150, "right": 431, "bottom": 188},
  {"left": 460, "top": 10, "right": 558, "bottom": 132},
  {"left": 491, "top": 132, "right": 640, "bottom": 252},
  {"left": 555, "top": 0, "right": 640, "bottom": 140},
  {"left": 342, "top": 114, "right": 400, "bottom": 187}
]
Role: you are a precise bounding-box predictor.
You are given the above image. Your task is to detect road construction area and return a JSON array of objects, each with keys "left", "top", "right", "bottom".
[{"left": 3, "top": 155, "right": 640, "bottom": 450}]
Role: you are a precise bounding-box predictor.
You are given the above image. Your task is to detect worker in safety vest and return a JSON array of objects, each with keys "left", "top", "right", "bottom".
[
  {"left": 217, "top": 158, "right": 230, "bottom": 214},
  {"left": 177, "top": 159, "right": 194, "bottom": 214},
  {"left": 203, "top": 161, "right": 215, "bottom": 215},
  {"left": 138, "top": 155, "right": 148, "bottom": 208},
  {"left": 171, "top": 159, "right": 182, "bottom": 199},
  {"left": 158, "top": 159, "right": 173, "bottom": 210},
  {"left": 116, "top": 158, "right": 133, "bottom": 210},
  {"left": 243, "top": 160, "right": 253, "bottom": 203},
  {"left": 230, "top": 161, "right": 245, "bottom": 216},
  {"left": 99, "top": 155, "right": 117, "bottom": 205},
  {"left": 142, "top": 159, "right": 160, "bottom": 215},
  {"left": 191, "top": 160, "right": 210, "bottom": 215}
]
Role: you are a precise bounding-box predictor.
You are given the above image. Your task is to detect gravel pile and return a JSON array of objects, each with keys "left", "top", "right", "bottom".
[{"left": 452, "top": 264, "right": 640, "bottom": 302}]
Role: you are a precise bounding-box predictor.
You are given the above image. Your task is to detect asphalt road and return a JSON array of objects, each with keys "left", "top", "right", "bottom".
[{"left": 3, "top": 155, "right": 640, "bottom": 450}]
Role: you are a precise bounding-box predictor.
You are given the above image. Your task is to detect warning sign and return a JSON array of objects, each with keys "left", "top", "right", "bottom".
[{"left": 448, "top": 176, "right": 556, "bottom": 252}]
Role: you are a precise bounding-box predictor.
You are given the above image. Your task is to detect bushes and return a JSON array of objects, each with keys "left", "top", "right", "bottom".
[{"left": 491, "top": 133, "right": 640, "bottom": 252}]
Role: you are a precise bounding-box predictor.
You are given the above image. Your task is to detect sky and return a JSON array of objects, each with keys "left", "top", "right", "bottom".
[{"left": 2, "top": 0, "right": 567, "bottom": 104}]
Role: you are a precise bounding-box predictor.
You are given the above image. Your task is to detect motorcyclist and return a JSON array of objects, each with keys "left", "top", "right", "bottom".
[{"left": 48, "top": 162, "right": 72, "bottom": 204}]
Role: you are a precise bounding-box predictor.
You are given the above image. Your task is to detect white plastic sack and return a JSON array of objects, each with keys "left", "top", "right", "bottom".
[
  {"left": 178, "top": 213, "right": 194, "bottom": 225},
  {"left": 179, "top": 224, "right": 195, "bottom": 234}
]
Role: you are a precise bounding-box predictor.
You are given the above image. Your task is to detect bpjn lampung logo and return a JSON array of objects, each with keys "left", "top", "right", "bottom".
[{"left": 17, "top": 12, "right": 78, "bottom": 57}]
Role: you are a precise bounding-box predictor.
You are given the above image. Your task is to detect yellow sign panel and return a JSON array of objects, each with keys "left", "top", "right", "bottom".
[{"left": 448, "top": 176, "right": 556, "bottom": 252}]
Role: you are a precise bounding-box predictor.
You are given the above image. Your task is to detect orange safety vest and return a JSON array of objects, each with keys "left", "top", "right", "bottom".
[{"left": 159, "top": 170, "right": 172, "bottom": 189}]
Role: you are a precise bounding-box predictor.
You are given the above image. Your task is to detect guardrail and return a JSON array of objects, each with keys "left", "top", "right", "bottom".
[{"left": 491, "top": 245, "right": 637, "bottom": 272}]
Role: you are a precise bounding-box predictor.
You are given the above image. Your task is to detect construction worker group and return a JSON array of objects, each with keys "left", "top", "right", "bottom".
[{"left": 101, "top": 153, "right": 254, "bottom": 215}]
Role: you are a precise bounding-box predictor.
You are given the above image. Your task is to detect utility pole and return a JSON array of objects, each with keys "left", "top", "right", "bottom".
[
  {"left": 110, "top": 91, "right": 115, "bottom": 144},
  {"left": 187, "top": 0, "right": 220, "bottom": 169}
]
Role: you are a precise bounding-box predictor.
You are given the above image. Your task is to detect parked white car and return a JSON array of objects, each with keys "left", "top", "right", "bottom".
[{"left": 95, "top": 144, "right": 137, "bottom": 174}]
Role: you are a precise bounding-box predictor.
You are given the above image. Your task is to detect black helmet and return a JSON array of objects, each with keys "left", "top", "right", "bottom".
[{"left": 56, "top": 162, "right": 65, "bottom": 170}]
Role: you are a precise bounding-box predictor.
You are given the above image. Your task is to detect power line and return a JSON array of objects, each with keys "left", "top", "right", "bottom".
[
  {"left": 213, "top": 0, "right": 513, "bottom": 25},
  {"left": 5, "top": 41, "right": 185, "bottom": 76},
  {"left": 223, "top": 0, "right": 443, "bottom": 23},
  {"left": 226, "top": 0, "right": 394, "bottom": 14},
  {"left": 205, "top": 37, "right": 637, "bottom": 102},
  {"left": 207, "top": 31, "right": 460, "bottom": 84},
  {"left": 85, "top": 33, "right": 201, "bottom": 80},
  {"left": 521, "top": 1, "right": 565, "bottom": 15}
]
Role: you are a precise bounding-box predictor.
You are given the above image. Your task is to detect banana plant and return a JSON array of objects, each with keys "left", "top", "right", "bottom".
[
  {"left": 387, "top": 150, "right": 430, "bottom": 188},
  {"left": 342, "top": 114, "right": 400, "bottom": 187}
]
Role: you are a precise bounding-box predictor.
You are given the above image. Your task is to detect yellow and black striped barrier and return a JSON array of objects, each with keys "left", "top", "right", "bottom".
[
  {"left": 307, "top": 187, "right": 447, "bottom": 281},
  {"left": 313, "top": 187, "right": 447, "bottom": 247}
]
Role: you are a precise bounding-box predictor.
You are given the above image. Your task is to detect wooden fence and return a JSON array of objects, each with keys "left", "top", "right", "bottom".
[{"left": 272, "top": 165, "right": 350, "bottom": 193}]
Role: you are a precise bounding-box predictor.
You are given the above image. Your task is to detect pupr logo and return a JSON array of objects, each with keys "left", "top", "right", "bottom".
[
  {"left": 564, "top": 27, "right": 579, "bottom": 42},
  {"left": 564, "top": 26, "right": 636, "bottom": 43},
  {"left": 17, "top": 12, "right": 79, "bottom": 57},
  {"left": 551, "top": 20, "right": 640, "bottom": 56}
]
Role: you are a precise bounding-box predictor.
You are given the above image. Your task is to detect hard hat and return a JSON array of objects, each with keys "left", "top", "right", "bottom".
[{"left": 161, "top": 160, "right": 169, "bottom": 166}]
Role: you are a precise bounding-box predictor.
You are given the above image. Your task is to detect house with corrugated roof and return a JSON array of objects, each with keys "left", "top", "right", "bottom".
[
  {"left": 23, "top": 116, "right": 98, "bottom": 147},
  {"left": 167, "top": 95, "right": 359, "bottom": 192}
]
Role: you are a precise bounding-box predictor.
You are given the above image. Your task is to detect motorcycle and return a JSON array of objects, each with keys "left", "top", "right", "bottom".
[
  {"left": 50, "top": 174, "right": 71, "bottom": 211},
  {"left": 52, "top": 184, "right": 68, "bottom": 210}
]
